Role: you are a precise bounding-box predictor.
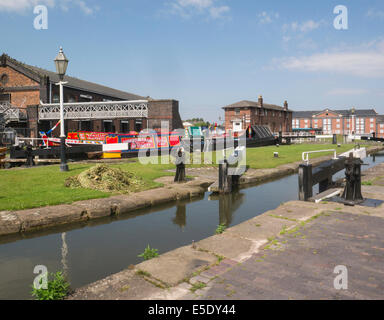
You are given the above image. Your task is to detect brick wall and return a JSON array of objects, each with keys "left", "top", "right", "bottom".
[
  {"left": 0, "top": 66, "right": 40, "bottom": 108},
  {"left": 148, "top": 99, "right": 183, "bottom": 131},
  {"left": 293, "top": 114, "right": 379, "bottom": 135},
  {"left": 224, "top": 107, "right": 292, "bottom": 132}
]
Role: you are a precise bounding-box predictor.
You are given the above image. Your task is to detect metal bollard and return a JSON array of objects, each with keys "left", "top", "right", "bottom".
[
  {"left": 332, "top": 134, "right": 337, "bottom": 145},
  {"left": 341, "top": 153, "right": 364, "bottom": 205},
  {"left": 174, "top": 148, "right": 186, "bottom": 183},
  {"left": 26, "top": 144, "right": 35, "bottom": 167}
]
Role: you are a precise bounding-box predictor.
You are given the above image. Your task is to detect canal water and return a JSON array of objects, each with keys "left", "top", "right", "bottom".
[{"left": 0, "top": 154, "right": 382, "bottom": 299}]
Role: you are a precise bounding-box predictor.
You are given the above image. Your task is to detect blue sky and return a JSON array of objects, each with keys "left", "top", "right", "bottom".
[{"left": 1, "top": 0, "right": 384, "bottom": 122}]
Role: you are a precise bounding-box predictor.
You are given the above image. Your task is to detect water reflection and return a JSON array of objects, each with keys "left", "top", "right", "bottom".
[
  {"left": 61, "top": 233, "right": 68, "bottom": 277},
  {"left": 209, "top": 192, "right": 245, "bottom": 226},
  {"left": 172, "top": 205, "right": 186, "bottom": 229}
]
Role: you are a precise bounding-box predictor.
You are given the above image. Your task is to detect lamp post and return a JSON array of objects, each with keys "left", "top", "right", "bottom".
[{"left": 54, "top": 47, "right": 69, "bottom": 172}]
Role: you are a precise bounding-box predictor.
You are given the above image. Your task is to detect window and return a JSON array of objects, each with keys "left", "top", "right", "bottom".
[
  {"left": 103, "top": 120, "right": 114, "bottom": 133},
  {"left": 235, "top": 108, "right": 240, "bottom": 115},
  {"left": 370, "top": 118, "right": 374, "bottom": 122},
  {"left": 135, "top": 119, "right": 143, "bottom": 132},
  {"left": 323, "top": 119, "right": 332, "bottom": 133},
  {"left": 52, "top": 95, "right": 59, "bottom": 103},
  {"left": 121, "top": 120, "right": 129, "bottom": 133},
  {"left": 356, "top": 118, "right": 365, "bottom": 134},
  {"left": 292, "top": 119, "right": 300, "bottom": 129},
  {"left": 79, "top": 121, "right": 92, "bottom": 132},
  {"left": 0, "top": 73, "right": 9, "bottom": 85},
  {"left": 0, "top": 93, "right": 10, "bottom": 102}
]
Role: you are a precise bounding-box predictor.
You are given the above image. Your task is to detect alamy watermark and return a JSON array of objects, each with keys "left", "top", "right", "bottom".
[
  {"left": 333, "top": 265, "right": 348, "bottom": 290},
  {"left": 136, "top": 121, "right": 247, "bottom": 176},
  {"left": 33, "top": 265, "right": 48, "bottom": 290},
  {"left": 33, "top": 5, "right": 48, "bottom": 30},
  {"left": 334, "top": 5, "right": 348, "bottom": 30}
]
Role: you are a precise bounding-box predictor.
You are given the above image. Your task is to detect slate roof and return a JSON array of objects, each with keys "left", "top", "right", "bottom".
[
  {"left": 223, "top": 100, "right": 292, "bottom": 112},
  {"left": 292, "top": 111, "right": 317, "bottom": 118},
  {"left": 1, "top": 53, "right": 145, "bottom": 101}
]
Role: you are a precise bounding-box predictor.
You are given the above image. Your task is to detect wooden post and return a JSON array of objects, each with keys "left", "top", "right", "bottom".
[
  {"left": 219, "top": 159, "right": 231, "bottom": 194},
  {"left": 298, "top": 163, "right": 313, "bottom": 201}
]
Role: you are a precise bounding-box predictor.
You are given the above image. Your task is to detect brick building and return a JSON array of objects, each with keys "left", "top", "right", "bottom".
[
  {"left": 292, "top": 108, "right": 384, "bottom": 137},
  {"left": 222, "top": 95, "right": 292, "bottom": 133},
  {"left": 0, "top": 53, "right": 183, "bottom": 138}
]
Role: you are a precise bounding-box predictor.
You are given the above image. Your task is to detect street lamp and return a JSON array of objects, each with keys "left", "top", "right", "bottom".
[{"left": 54, "top": 47, "right": 69, "bottom": 172}]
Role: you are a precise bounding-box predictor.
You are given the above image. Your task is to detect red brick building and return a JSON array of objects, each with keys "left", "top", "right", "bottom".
[
  {"left": 0, "top": 53, "right": 183, "bottom": 137},
  {"left": 292, "top": 108, "right": 384, "bottom": 137},
  {"left": 223, "top": 96, "right": 293, "bottom": 133}
]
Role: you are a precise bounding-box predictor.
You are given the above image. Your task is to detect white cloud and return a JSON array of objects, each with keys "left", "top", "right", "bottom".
[
  {"left": 282, "top": 36, "right": 291, "bottom": 43},
  {"left": 279, "top": 41, "right": 384, "bottom": 78},
  {"left": 258, "top": 11, "right": 279, "bottom": 24},
  {"left": 327, "top": 88, "right": 369, "bottom": 96},
  {"left": 283, "top": 20, "right": 322, "bottom": 33},
  {"left": 60, "top": 0, "right": 96, "bottom": 15},
  {"left": 366, "top": 9, "right": 384, "bottom": 19},
  {"left": 209, "top": 5, "right": 229, "bottom": 19},
  {"left": 0, "top": 0, "right": 54, "bottom": 12},
  {"left": 0, "top": 0, "right": 97, "bottom": 15},
  {"left": 168, "top": 0, "right": 230, "bottom": 19}
]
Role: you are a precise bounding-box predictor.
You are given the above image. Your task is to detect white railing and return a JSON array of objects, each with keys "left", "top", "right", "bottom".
[
  {"left": 302, "top": 149, "right": 338, "bottom": 164},
  {"left": 0, "top": 102, "right": 21, "bottom": 122},
  {"left": 39, "top": 100, "right": 148, "bottom": 120}
]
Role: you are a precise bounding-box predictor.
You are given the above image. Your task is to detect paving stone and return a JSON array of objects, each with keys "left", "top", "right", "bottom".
[
  {"left": 136, "top": 245, "right": 217, "bottom": 286},
  {"left": 189, "top": 275, "right": 211, "bottom": 285},
  {"left": 197, "top": 233, "right": 254, "bottom": 262},
  {"left": 0, "top": 211, "right": 21, "bottom": 236},
  {"left": 193, "top": 212, "right": 384, "bottom": 300}
]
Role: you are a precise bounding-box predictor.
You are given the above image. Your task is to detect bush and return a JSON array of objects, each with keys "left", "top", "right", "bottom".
[
  {"left": 138, "top": 245, "right": 159, "bottom": 260},
  {"left": 31, "top": 272, "right": 70, "bottom": 300},
  {"left": 215, "top": 224, "right": 227, "bottom": 234}
]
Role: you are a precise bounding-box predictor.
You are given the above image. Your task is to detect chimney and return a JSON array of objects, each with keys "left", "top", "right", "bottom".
[
  {"left": 284, "top": 100, "right": 288, "bottom": 111},
  {"left": 258, "top": 95, "right": 263, "bottom": 107}
]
